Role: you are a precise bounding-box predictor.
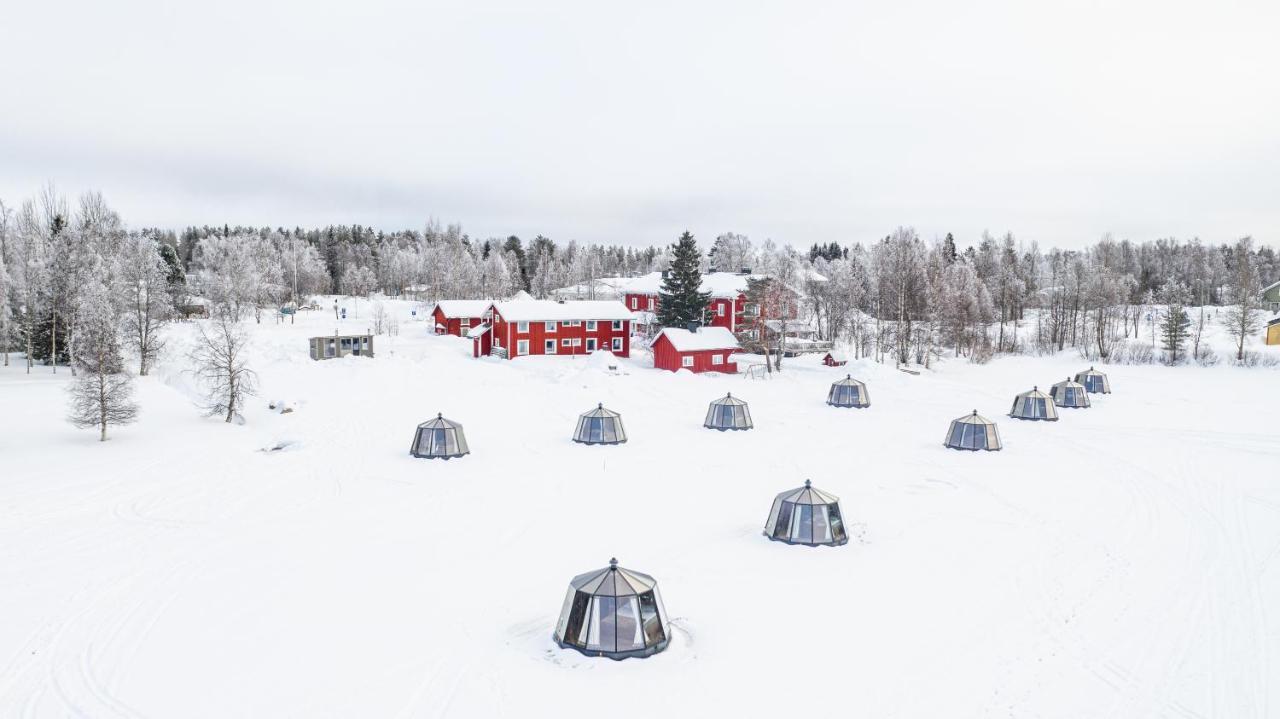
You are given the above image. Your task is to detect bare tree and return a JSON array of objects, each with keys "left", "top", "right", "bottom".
[
  {"left": 1223, "top": 237, "right": 1262, "bottom": 362},
  {"left": 189, "top": 315, "right": 257, "bottom": 423},
  {"left": 67, "top": 278, "right": 137, "bottom": 440}
]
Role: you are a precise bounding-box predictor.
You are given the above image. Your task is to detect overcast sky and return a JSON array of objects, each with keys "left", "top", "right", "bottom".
[{"left": 2, "top": 0, "right": 1277, "bottom": 250}]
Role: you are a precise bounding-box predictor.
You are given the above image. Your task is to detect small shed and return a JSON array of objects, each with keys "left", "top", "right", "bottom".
[
  {"left": 945, "top": 411, "right": 1002, "bottom": 451},
  {"left": 1050, "top": 377, "right": 1091, "bottom": 408},
  {"left": 309, "top": 332, "right": 374, "bottom": 360},
  {"left": 1074, "top": 367, "right": 1112, "bottom": 394},
  {"left": 574, "top": 403, "right": 627, "bottom": 445},
  {"left": 553, "top": 558, "right": 670, "bottom": 660},
  {"left": 704, "top": 393, "right": 753, "bottom": 431},
  {"left": 1265, "top": 317, "right": 1280, "bottom": 345},
  {"left": 821, "top": 352, "right": 848, "bottom": 367},
  {"left": 650, "top": 325, "right": 740, "bottom": 373},
  {"left": 827, "top": 375, "right": 870, "bottom": 408},
  {"left": 1009, "top": 387, "right": 1058, "bottom": 421},
  {"left": 409, "top": 414, "right": 469, "bottom": 459},
  {"left": 764, "top": 480, "right": 848, "bottom": 546}
]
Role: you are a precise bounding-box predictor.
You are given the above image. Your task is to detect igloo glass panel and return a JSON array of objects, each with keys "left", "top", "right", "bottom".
[
  {"left": 568, "top": 593, "right": 592, "bottom": 646},
  {"left": 613, "top": 596, "right": 644, "bottom": 653},
  {"left": 792, "top": 504, "right": 813, "bottom": 543},
  {"left": 556, "top": 588, "right": 578, "bottom": 640},
  {"left": 813, "top": 505, "right": 832, "bottom": 544},
  {"left": 639, "top": 591, "right": 665, "bottom": 646},
  {"left": 773, "top": 501, "right": 793, "bottom": 538},
  {"left": 971, "top": 427, "right": 986, "bottom": 449},
  {"left": 828, "top": 504, "right": 846, "bottom": 541},
  {"left": 417, "top": 432, "right": 432, "bottom": 455},
  {"left": 1037, "top": 398, "right": 1047, "bottom": 416},
  {"left": 594, "top": 596, "right": 618, "bottom": 652},
  {"left": 587, "top": 418, "right": 603, "bottom": 442},
  {"left": 949, "top": 424, "right": 965, "bottom": 446}
]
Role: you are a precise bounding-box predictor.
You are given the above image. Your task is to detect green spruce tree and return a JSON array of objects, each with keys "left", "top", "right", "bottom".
[
  {"left": 1160, "top": 303, "right": 1191, "bottom": 364},
  {"left": 657, "top": 231, "right": 711, "bottom": 327}
]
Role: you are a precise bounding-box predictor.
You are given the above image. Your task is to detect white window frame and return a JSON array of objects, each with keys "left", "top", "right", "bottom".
[
  {"left": 612, "top": 337, "right": 623, "bottom": 352},
  {"left": 586, "top": 320, "right": 597, "bottom": 331},
  {"left": 630, "top": 297, "right": 638, "bottom": 309},
  {"left": 647, "top": 298, "right": 655, "bottom": 310},
  {"left": 568, "top": 320, "right": 581, "bottom": 327},
  {"left": 572, "top": 338, "right": 582, "bottom": 347},
  {"left": 681, "top": 356, "right": 694, "bottom": 368},
  {"left": 711, "top": 354, "right": 724, "bottom": 365},
  {"left": 517, "top": 339, "right": 529, "bottom": 356},
  {"left": 716, "top": 303, "right": 725, "bottom": 316},
  {"left": 545, "top": 339, "right": 557, "bottom": 354},
  {"left": 586, "top": 338, "right": 597, "bottom": 351},
  {"left": 611, "top": 320, "right": 622, "bottom": 330},
  {"left": 545, "top": 321, "right": 556, "bottom": 332},
  {"left": 517, "top": 321, "right": 529, "bottom": 333},
  {"left": 561, "top": 338, "right": 572, "bottom": 347}
]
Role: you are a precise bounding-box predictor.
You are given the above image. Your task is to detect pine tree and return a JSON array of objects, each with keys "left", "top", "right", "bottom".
[
  {"left": 657, "top": 231, "right": 710, "bottom": 327},
  {"left": 1159, "top": 305, "right": 1190, "bottom": 364},
  {"left": 67, "top": 278, "right": 137, "bottom": 441}
]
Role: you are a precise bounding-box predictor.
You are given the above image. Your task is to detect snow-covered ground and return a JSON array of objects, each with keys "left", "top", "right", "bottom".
[{"left": 3, "top": 299, "right": 1280, "bottom": 718}]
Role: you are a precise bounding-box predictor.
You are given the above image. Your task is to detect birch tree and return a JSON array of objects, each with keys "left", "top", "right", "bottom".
[
  {"left": 67, "top": 278, "right": 137, "bottom": 441},
  {"left": 119, "top": 232, "right": 174, "bottom": 375},
  {"left": 189, "top": 314, "right": 257, "bottom": 423}
]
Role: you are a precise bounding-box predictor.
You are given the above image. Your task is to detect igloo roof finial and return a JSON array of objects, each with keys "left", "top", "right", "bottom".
[
  {"left": 437, "top": 412, "right": 443, "bottom": 419},
  {"left": 598, "top": 402, "right": 603, "bottom": 409},
  {"left": 609, "top": 557, "right": 618, "bottom": 570},
  {"left": 804, "top": 479, "right": 812, "bottom": 488}
]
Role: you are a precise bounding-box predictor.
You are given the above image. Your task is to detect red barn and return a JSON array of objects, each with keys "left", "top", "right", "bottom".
[
  {"left": 469, "top": 300, "right": 633, "bottom": 359},
  {"left": 822, "top": 352, "right": 848, "bottom": 367},
  {"left": 431, "top": 300, "right": 492, "bottom": 336},
  {"left": 650, "top": 326, "right": 740, "bottom": 373}
]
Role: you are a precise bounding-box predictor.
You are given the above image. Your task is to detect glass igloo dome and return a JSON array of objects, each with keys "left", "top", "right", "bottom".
[
  {"left": 409, "top": 413, "right": 470, "bottom": 459},
  {"left": 573, "top": 403, "right": 628, "bottom": 445},
  {"left": 1009, "top": 387, "right": 1058, "bottom": 421},
  {"left": 1050, "top": 377, "right": 1091, "bottom": 408},
  {"left": 945, "top": 410, "right": 1002, "bottom": 451},
  {"left": 704, "top": 393, "right": 752, "bottom": 431},
  {"left": 1074, "top": 367, "right": 1111, "bottom": 394},
  {"left": 553, "top": 558, "right": 670, "bottom": 660},
  {"left": 764, "top": 480, "right": 848, "bottom": 546},
  {"left": 827, "top": 375, "right": 870, "bottom": 408}
]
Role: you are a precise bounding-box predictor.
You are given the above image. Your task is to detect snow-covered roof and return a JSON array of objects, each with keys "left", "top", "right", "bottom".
[
  {"left": 650, "top": 326, "right": 741, "bottom": 352},
  {"left": 622, "top": 271, "right": 768, "bottom": 299},
  {"left": 511, "top": 289, "right": 534, "bottom": 301},
  {"left": 1262, "top": 280, "right": 1280, "bottom": 294},
  {"left": 433, "top": 300, "right": 492, "bottom": 318},
  {"left": 465, "top": 323, "right": 491, "bottom": 339},
  {"left": 550, "top": 277, "right": 631, "bottom": 300},
  {"left": 492, "top": 300, "right": 634, "bottom": 322}
]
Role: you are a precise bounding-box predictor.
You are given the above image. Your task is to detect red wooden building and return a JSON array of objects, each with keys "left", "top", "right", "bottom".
[
  {"left": 822, "top": 351, "right": 848, "bottom": 367},
  {"left": 650, "top": 325, "right": 741, "bottom": 373},
  {"left": 469, "top": 300, "right": 633, "bottom": 359},
  {"left": 431, "top": 300, "right": 492, "bottom": 336},
  {"left": 623, "top": 271, "right": 756, "bottom": 333}
]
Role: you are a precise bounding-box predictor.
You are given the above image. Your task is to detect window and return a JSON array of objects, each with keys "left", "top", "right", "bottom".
[
  {"left": 711, "top": 354, "right": 723, "bottom": 365},
  {"left": 587, "top": 320, "right": 597, "bottom": 331},
  {"left": 681, "top": 356, "right": 694, "bottom": 368},
  {"left": 716, "top": 303, "right": 725, "bottom": 316},
  {"left": 562, "top": 338, "right": 572, "bottom": 347},
  {"left": 586, "top": 338, "right": 597, "bottom": 352},
  {"left": 545, "top": 339, "right": 557, "bottom": 354},
  {"left": 630, "top": 298, "right": 638, "bottom": 309},
  {"left": 517, "top": 321, "right": 529, "bottom": 333},
  {"left": 647, "top": 298, "right": 655, "bottom": 310},
  {"left": 612, "top": 337, "right": 623, "bottom": 352},
  {"left": 545, "top": 321, "right": 556, "bottom": 332},
  {"left": 517, "top": 340, "right": 529, "bottom": 356},
  {"left": 611, "top": 320, "right": 622, "bottom": 330},
  {"left": 572, "top": 338, "right": 582, "bottom": 347}
]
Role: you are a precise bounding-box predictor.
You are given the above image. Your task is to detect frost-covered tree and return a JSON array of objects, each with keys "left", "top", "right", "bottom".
[
  {"left": 67, "top": 277, "right": 137, "bottom": 441},
  {"left": 1158, "top": 281, "right": 1192, "bottom": 365},
  {"left": 189, "top": 314, "right": 256, "bottom": 423},
  {"left": 119, "top": 232, "right": 174, "bottom": 375}
]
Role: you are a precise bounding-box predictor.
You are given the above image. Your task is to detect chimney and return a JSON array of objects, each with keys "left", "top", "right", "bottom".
[{"left": 686, "top": 321, "right": 699, "bottom": 333}]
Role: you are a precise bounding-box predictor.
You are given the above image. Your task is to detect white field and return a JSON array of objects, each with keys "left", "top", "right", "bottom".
[{"left": 2, "top": 299, "right": 1280, "bottom": 718}]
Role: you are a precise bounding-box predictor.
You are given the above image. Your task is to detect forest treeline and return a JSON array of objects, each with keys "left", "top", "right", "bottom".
[{"left": 2, "top": 186, "right": 1277, "bottom": 383}]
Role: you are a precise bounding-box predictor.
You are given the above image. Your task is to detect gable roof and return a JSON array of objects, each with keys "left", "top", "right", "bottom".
[
  {"left": 650, "top": 326, "right": 741, "bottom": 352},
  {"left": 432, "top": 300, "right": 493, "bottom": 318},
  {"left": 491, "top": 300, "right": 634, "bottom": 322},
  {"left": 1262, "top": 280, "right": 1280, "bottom": 294}
]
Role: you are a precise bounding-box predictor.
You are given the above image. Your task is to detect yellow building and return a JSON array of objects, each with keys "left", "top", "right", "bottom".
[{"left": 1267, "top": 318, "right": 1280, "bottom": 346}]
